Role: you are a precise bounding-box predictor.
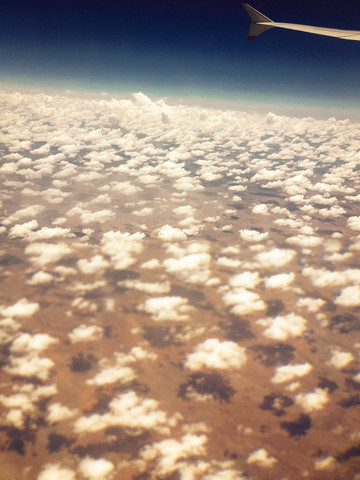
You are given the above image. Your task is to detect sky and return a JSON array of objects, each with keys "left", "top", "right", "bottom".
[{"left": 0, "top": 0, "right": 359, "bottom": 116}]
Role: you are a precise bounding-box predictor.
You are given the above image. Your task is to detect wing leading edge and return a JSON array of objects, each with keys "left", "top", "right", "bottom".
[{"left": 243, "top": 4, "right": 360, "bottom": 41}]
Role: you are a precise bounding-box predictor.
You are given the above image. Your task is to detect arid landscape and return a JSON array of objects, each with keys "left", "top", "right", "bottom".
[{"left": 0, "top": 89, "right": 360, "bottom": 479}]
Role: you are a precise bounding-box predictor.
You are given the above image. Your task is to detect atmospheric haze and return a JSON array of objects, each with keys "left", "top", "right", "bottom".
[{"left": 0, "top": 89, "right": 360, "bottom": 480}]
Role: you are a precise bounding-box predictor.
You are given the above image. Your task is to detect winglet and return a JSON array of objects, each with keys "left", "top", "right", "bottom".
[{"left": 243, "top": 3, "right": 274, "bottom": 40}]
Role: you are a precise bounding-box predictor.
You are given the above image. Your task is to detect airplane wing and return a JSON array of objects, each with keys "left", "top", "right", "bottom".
[{"left": 243, "top": 4, "right": 360, "bottom": 41}]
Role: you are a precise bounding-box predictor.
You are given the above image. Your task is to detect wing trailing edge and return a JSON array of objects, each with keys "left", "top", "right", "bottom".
[{"left": 243, "top": 3, "right": 360, "bottom": 41}]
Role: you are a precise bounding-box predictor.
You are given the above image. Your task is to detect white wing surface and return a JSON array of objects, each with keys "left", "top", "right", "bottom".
[{"left": 243, "top": 4, "right": 360, "bottom": 41}]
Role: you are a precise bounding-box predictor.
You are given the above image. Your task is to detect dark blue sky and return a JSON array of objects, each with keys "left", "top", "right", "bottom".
[{"left": 1, "top": 0, "right": 359, "bottom": 116}]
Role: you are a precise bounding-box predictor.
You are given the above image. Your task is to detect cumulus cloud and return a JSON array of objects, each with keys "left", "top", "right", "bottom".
[
  {"left": 329, "top": 350, "right": 354, "bottom": 369},
  {"left": 264, "top": 272, "right": 295, "bottom": 289},
  {"left": 47, "top": 403, "right": 79, "bottom": 424},
  {"left": 223, "top": 288, "right": 265, "bottom": 316},
  {"left": 139, "top": 296, "right": 192, "bottom": 322},
  {"left": 240, "top": 230, "right": 269, "bottom": 242},
  {"left": 10, "top": 333, "right": 58, "bottom": 353},
  {"left": 78, "top": 458, "right": 114, "bottom": 480},
  {"left": 247, "top": 448, "right": 277, "bottom": 468},
  {"left": 101, "top": 230, "right": 144, "bottom": 269},
  {"left": 255, "top": 248, "right": 296, "bottom": 269},
  {"left": 38, "top": 464, "right": 76, "bottom": 480},
  {"left": 163, "top": 252, "right": 211, "bottom": 284},
  {"left": 0, "top": 298, "right": 39, "bottom": 318},
  {"left": 74, "top": 391, "right": 176, "bottom": 435},
  {"left": 295, "top": 388, "right": 329, "bottom": 413},
  {"left": 68, "top": 325, "right": 103, "bottom": 343},
  {"left": 271, "top": 363, "right": 312, "bottom": 384},
  {"left": 155, "top": 225, "right": 187, "bottom": 242},
  {"left": 25, "top": 242, "right": 73, "bottom": 267},
  {"left": 185, "top": 338, "right": 247, "bottom": 370},
  {"left": 335, "top": 285, "right": 360, "bottom": 306},
  {"left": 257, "top": 313, "right": 307, "bottom": 340}
]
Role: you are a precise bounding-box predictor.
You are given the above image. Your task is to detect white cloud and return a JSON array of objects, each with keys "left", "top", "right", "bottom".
[
  {"left": 257, "top": 313, "right": 306, "bottom": 340},
  {"left": 25, "top": 242, "right": 73, "bottom": 267},
  {"left": 329, "top": 350, "right": 354, "bottom": 369},
  {"left": 68, "top": 325, "right": 103, "bottom": 343},
  {"left": 139, "top": 296, "right": 192, "bottom": 322},
  {"left": 255, "top": 248, "right": 296, "bottom": 269},
  {"left": 78, "top": 458, "right": 114, "bottom": 480},
  {"left": 240, "top": 230, "right": 269, "bottom": 242},
  {"left": 47, "top": 403, "right": 79, "bottom": 424},
  {"left": 252, "top": 204, "right": 269, "bottom": 215},
  {"left": 9, "top": 220, "right": 39, "bottom": 238},
  {"left": 38, "top": 464, "right": 76, "bottom": 480},
  {"left": 247, "top": 448, "right": 277, "bottom": 468},
  {"left": 11, "top": 333, "right": 58, "bottom": 353},
  {"left": 101, "top": 230, "right": 144, "bottom": 269},
  {"left": 155, "top": 225, "right": 187, "bottom": 242},
  {"left": 271, "top": 363, "right": 312, "bottom": 384},
  {"left": 163, "top": 253, "right": 211, "bottom": 284},
  {"left": 347, "top": 216, "right": 360, "bottom": 230},
  {"left": 74, "top": 391, "right": 176, "bottom": 435},
  {"left": 78, "top": 255, "right": 110, "bottom": 275},
  {"left": 0, "top": 298, "right": 39, "bottom": 318},
  {"left": 185, "top": 338, "right": 247, "bottom": 370},
  {"left": 4, "top": 354, "right": 54, "bottom": 381},
  {"left": 264, "top": 272, "right": 295, "bottom": 289},
  {"left": 223, "top": 288, "right": 265, "bottom": 316},
  {"left": 335, "top": 285, "right": 360, "bottom": 306},
  {"left": 295, "top": 388, "right": 329, "bottom": 413}
]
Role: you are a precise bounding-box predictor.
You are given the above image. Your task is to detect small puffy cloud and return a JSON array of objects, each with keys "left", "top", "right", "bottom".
[
  {"left": 240, "top": 230, "right": 269, "bottom": 242},
  {"left": 229, "top": 271, "right": 261, "bottom": 289},
  {"left": 296, "top": 297, "right": 325, "bottom": 312},
  {"left": 25, "top": 242, "right": 73, "bottom": 267},
  {"left": 38, "top": 464, "right": 76, "bottom": 480},
  {"left": 271, "top": 363, "right": 312, "bottom": 384},
  {"left": 223, "top": 288, "right": 265, "bottom": 316},
  {"left": 335, "top": 285, "right": 360, "bottom": 306},
  {"left": 47, "top": 403, "right": 79, "bottom": 424},
  {"left": 139, "top": 296, "right": 192, "bottom": 322},
  {"left": 264, "top": 272, "right": 295, "bottom": 289},
  {"left": 74, "top": 391, "right": 175, "bottom": 435},
  {"left": 141, "top": 434, "right": 207, "bottom": 476},
  {"left": 314, "top": 457, "right": 336, "bottom": 471},
  {"left": 0, "top": 298, "right": 39, "bottom": 318},
  {"left": 329, "top": 349, "right": 354, "bottom": 369},
  {"left": 68, "top": 325, "right": 103, "bottom": 343},
  {"left": 78, "top": 255, "right": 110, "bottom": 275},
  {"left": 2, "top": 204, "right": 45, "bottom": 225},
  {"left": 101, "top": 230, "right": 144, "bottom": 269},
  {"left": 4, "top": 354, "right": 54, "bottom": 381},
  {"left": 247, "top": 448, "right": 277, "bottom": 468},
  {"left": 163, "top": 253, "right": 211, "bottom": 284},
  {"left": 119, "top": 279, "right": 170, "bottom": 294},
  {"left": 257, "top": 313, "right": 306, "bottom": 340},
  {"left": 133, "top": 207, "right": 153, "bottom": 216},
  {"left": 140, "top": 258, "right": 161, "bottom": 269},
  {"left": 111, "top": 181, "right": 142, "bottom": 195},
  {"left": 9, "top": 220, "right": 39, "bottom": 238},
  {"left": 11, "top": 333, "right": 58, "bottom": 354},
  {"left": 303, "top": 267, "right": 360, "bottom": 288},
  {"left": 28, "top": 271, "right": 55, "bottom": 285},
  {"left": 185, "top": 338, "right": 247, "bottom": 370},
  {"left": 155, "top": 225, "right": 187, "bottom": 242},
  {"left": 286, "top": 235, "right": 323, "bottom": 248},
  {"left": 295, "top": 388, "right": 329, "bottom": 413},
  {"left": 255, "top": 248, "right": 296, "bottom": 269},
  {"left": 252, "top": 204, "right": 269, "bottom": 215},
  {"left": 78, "top": 458, "right": 114, "bottom": 480},
  {"left": 173, "top": 205, "right": 196, "bottom": 217},
  {"left": 347, "top": 216, "right": 360, "bottom": 230}
]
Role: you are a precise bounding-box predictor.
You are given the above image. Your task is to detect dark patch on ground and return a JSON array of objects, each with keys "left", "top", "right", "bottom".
[
  {"left": 114, "top": 381, "right": 150, "bottom": 396},
  {"left": 317, "top": 377, "right": 338, "bottom": 393},
  {"left": 228, "top": 203, "right": 245, "bottom": 210},
  {"left": 8, "top": 438, "right": 25, "bottom": 455},
  {"left": 337, "top": 444, "right": 360, "bottom": 462},
  {"left": 266, "top": 299, "right": 285, "bottom": 316},
  {"left": 143, "top": 325, "right": 182, "bottom": 349},
  {"left": 281, "top": 414, "right": 312, "bottom": 437},
  {"left": 178, "top": 372, "right": 235, "bottom": 403},
  {"left": 0, "top": 255, "right": 22, "bottom": 266},
  {"left": 230, "top": 215, "right": 239, "bottom": 220},
  {"left": 330, "top": 314, "right": 360, "bottom": 334},
  {"left": 260, "top": 393, "right": 294, "bottom": 417},
  {"left": 219, "top": 318, "right": 255, "bottom": 342},
  {"left": 345, "top": 377, "right": 360, "bottom": 391},
  {"left": 69, "top": 353, "right": 97, "bottom": 373},
  {"left": 170, "top": 285, "right": 205, "bottom": 305},
  {"left": 73, "top": 231, "right": 87, "bottom": 237},
  {"left": 251, "top": 343, "right": 296, "bottom": 367},
  {"left": 72, "top": 428, "right": 149, "bottom": 458},
  {"left": 47, "top": 433, "right": 73, "bottom": 453},
  {"left": 85, "top": 392, "right": 112, "bottom": 415},
  {"left": 339, "top": 395, "right": 360, "bottom": 408},
  {"left": 105, "top": 269, "right": 139, "bottom": 283}
]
